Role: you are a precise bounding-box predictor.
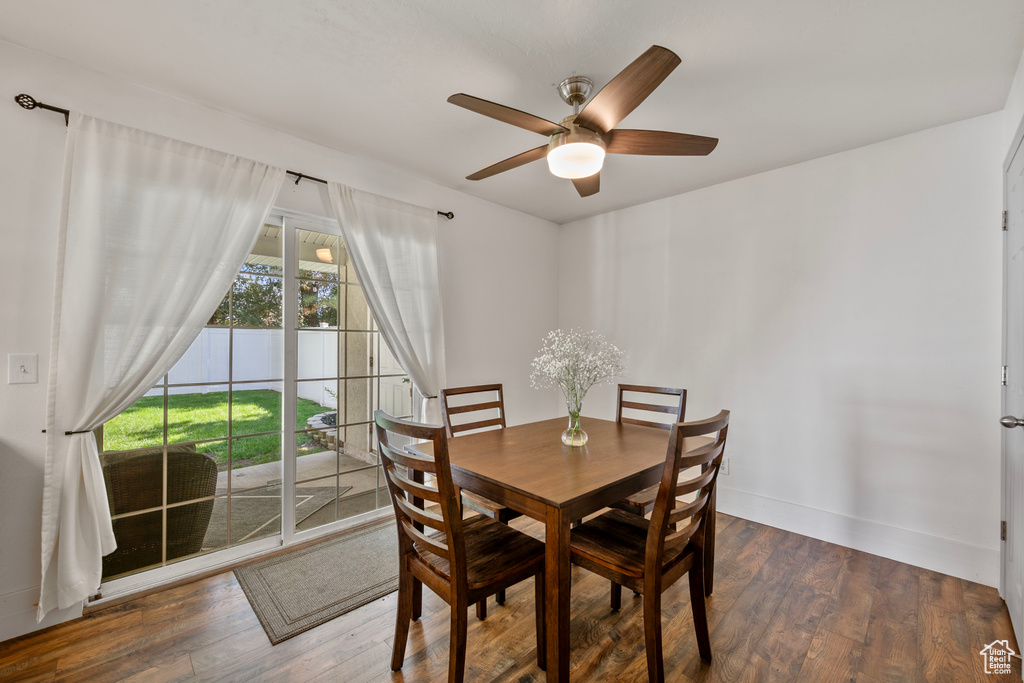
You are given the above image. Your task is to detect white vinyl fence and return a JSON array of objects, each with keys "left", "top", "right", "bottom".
[
  {"left": 147, "top": 328, "right": 333, "bottom": 407},
  {"left": 146, "top": 328, "right": 412, "bottom": 418}
]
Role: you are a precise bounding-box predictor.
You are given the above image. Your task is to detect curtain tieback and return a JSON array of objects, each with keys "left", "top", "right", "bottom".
[{"left": 64, "top": 429, "right": 93, "bottom": 435}]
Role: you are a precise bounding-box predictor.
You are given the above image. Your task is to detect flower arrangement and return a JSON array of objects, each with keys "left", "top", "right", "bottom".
[{"left": 530, "top": 329, "right": 626, "bottom": 446}]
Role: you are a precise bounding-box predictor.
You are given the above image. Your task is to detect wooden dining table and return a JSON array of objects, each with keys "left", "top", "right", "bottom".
[{"left": 410, "top": 416, "right": 715, "bottom": 682}]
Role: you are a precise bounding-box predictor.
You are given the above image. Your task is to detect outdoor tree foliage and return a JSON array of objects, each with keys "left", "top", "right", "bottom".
[
  {"left": 207, "top": 264, "right": 339, "bottom": 329},
  {"left": 298, "top": 271, "right": 339, "bottom": 328},
  {"left": 208, "top": 265, "right": 283, "bottom": 328}
]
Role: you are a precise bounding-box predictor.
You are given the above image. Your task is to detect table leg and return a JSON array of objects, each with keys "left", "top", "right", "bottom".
[{"left": 544, "top": 506, "right": 571, "bottom": 682}]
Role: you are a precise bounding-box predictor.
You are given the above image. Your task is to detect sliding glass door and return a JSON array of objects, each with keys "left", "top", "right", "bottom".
[
  {"left": 286, "top": 219, "right": 411, "bottom": 538},
  {"left": 99, "top": 209, "right": 408, "bottom": 585}
]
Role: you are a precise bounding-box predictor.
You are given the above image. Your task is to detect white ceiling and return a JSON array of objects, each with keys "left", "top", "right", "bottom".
[{"left": 3, "top": 0, "right": 1024, "bottom": 224}]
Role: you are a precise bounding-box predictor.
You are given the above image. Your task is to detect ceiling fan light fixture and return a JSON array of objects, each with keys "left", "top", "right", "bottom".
[
  {"left": 547, "top": 118, "right": 607, "bottom": 179},
  {"left": 547, "top": 142, "right": 605, "bottom": 179}
]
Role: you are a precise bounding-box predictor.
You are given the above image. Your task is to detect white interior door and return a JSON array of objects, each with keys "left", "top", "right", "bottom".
[{"left": 1002, "top": 120, "right": 1024, "bottom": 649}]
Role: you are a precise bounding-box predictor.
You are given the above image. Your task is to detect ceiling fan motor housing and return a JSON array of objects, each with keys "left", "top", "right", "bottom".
[
  {"left": 557, "top": 76, "right": 594, "bottom": 107},
  {"left": 550, "top": 115, "right": 606, "bottom": 148}
]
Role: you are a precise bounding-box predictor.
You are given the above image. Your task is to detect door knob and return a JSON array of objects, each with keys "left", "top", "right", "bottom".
[{"left": 1001, "top": 415, "right": 1024, "bottom": 428}]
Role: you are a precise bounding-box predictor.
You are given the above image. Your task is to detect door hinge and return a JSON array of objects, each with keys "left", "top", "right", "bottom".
[
  {"left": 1002, "top": 520, "right": 1007, "bottom": 541},
  {"left": 1003, "top": 365, "right": 1008, "bottom": 386},
  {"left": 1004, "top": 210, "right": 1009, "bottom": 231}
]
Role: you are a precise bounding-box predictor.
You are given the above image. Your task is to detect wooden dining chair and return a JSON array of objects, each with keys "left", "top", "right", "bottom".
[
  {"left": 440, "top": 383, "right": 523, "bottom": 617},
  {"left": 374, "top": 410, "right": 546, "bottom": 683},
  {"left": 611, "top": 384, "right": 687, "bottom": 517},
  {"left": 570, "top": 410, "right": 729, "bottom": 683}
]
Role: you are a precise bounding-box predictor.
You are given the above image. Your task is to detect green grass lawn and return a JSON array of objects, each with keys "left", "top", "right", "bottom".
[{"left": 103, "top": 390, "right": 329, "bottom": 468}]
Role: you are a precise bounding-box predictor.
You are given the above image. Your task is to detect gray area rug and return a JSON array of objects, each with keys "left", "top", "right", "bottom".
[
  {"left": 235, "top": 516, "right": 399, "bottom": 644},
  {"left": 202, "top": 486, "right": 352, "bottom": 549}
]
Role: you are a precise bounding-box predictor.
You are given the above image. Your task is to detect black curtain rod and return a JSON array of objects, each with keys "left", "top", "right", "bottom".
[
  {"left": 14, "top": 94, "right": 455, "bottom": 220},
  {"left": 286, "top": 170, "right": 454, "bottom": 219},
  {"left": 15, "top": 93, "right": 69, "bottom": 125}
]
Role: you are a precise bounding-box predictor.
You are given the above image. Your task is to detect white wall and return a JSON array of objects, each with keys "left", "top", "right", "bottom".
[
  {"left": 559, "top": 112, "right": 1005, "bottom": 585},
  {"left": 0, "top": 39, "right": 560, "bottom": 641}
]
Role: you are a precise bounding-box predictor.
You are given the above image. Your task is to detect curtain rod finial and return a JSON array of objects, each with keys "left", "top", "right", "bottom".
[{"left": 15, "top": 93, "right": 38, "bottom": 110}]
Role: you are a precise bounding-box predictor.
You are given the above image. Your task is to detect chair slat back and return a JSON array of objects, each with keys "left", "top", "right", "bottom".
[
  {"left": 375, "top": 410, "right": 468, "bottom": 583},
  {"left": 616, "top": 384, "right": 687, "bottom": 431},
  {"left": 440, "top": 384, "right": 507, "bottom": 437},
  {"left": 645, "top": 411, "right": 730, "bottom": 570}
]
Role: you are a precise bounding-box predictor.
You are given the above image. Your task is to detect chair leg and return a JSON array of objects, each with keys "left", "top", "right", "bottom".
[
  {"left": 412, "top": 577, "right": 422, "bottom": 621},
  {"left": 642, "top": 583, "right": 665, "bottom": 683},
  {"left": 535, "top": 570, "right": 546, "bottom": 670},
  {"left": 610, "top": 581, "right": 622, "bottom": 610},
  {"left": 449, "top": 600, "right": 469, "bottom": 683},
  {"left": 688, "top": 559, "right": 712, "bottom": 662},
  {"left": 705, "top": 491, "right": 716, "bottom": 596},
  {"left": 476, "top": 597, "right": 487, "bottom": 620},
  {"left": 392, "top": 564, "right": 414, "bottom": 670},
  {"left": 496, "top": 517, "right": 510, "bottom": 604}
]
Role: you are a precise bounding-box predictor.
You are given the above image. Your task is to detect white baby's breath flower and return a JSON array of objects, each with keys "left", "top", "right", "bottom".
[{"left": 530, "top": 329, "right": 626, "bottom": 415}]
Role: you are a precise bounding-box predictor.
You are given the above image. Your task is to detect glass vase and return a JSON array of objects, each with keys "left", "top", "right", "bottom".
[{"left": 561, "top": 406, "right": 588, "bottom": 447}]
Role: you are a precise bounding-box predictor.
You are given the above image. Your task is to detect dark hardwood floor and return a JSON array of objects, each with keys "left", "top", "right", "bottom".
[{"left": 1, "top": 513, "right": 1018, "bottom": 682}]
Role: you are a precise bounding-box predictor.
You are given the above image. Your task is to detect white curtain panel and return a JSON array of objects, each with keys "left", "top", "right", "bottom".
[
  {"left": 39, "top": 113, "right": 284, "bottom": 620},
  {"left": 327, "top": 183, "right": 447, "bottom": 424}
]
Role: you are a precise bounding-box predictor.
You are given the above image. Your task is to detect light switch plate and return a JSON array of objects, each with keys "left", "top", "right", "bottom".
[{"left": 8, "top": 354, "right": 38, "bottom": 384}]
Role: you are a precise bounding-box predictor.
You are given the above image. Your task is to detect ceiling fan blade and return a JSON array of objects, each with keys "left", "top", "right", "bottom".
[
  {"left": 448, "top": 94, "right": 568, "bottom": 136},
  {"left": 606, "top": 129, "right": 718, "bottom": 156},
  {"left": 466, "top": 145, "right": 549, "bottom": 181},
  {"left": 574, "top": 46, "right": 681, "bottom": 134},
  {"left": 572, "top": 172, "right": 600, "bottom": 197}
]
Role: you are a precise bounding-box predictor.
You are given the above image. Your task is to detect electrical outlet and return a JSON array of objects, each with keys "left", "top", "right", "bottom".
[
  {"left": 8, "top": 354, "right": 38, "bottom": 384},
  {"left": 721, "top": 457, "right": 731, "bottom": 475}
]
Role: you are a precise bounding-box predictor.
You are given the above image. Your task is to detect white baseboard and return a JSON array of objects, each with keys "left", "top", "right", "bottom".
[
  {"left": 0, "top": 585, "right": 82, "bottom": 643},
  {"left": 717, "top": 486, "right": 1000, "bottom": 587}
]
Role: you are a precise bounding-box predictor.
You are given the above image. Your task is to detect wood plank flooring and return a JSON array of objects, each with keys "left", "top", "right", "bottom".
[{"left": 1, "top": 514, "right": 1018, "bottom": 682}]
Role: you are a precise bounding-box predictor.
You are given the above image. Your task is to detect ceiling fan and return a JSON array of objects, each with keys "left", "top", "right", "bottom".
[{"left": 447, "top": 45, "right": 718, "bottom": 198}]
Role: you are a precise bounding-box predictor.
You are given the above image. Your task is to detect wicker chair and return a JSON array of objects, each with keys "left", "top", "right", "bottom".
[{"left": 100, "top": 444, "right": 218, "bottom": 579}]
